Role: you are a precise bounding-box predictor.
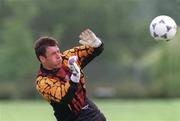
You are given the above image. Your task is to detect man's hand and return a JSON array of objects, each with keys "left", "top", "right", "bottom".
[
  {"left": 79, "top": 29, "right": 102, "bottom": 48},
  {"left": 68, "top": 56, "right": 81, "bottom": 83}
]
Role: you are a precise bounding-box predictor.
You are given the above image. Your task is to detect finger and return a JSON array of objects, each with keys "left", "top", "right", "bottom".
[
  {"left": 79, "top": 31, "right": 88, "bottom": 40},
  {"left": 80, "top": 35, "right": 90, "bottom": 41},
  {"left": 86, "top": 29, "right": 96, "bottom": 40},
  {"left": 79, "top": 40, "right": 89, "bottom": 45},
  {"left": 86, "top": 29, "right": 93, "bottom": 35},
  {"left": 79, "top": 34, "right": 82, "bottom": 39},
  {"left": 69, "top": 62, "right": 79, "bottom": 74},
  {"left": 85, "top": 29, "right": 92, "bottom": 36},
  {"left": 82, "top": 31, "right": 90, "bottom": 39},
  {"left": 73, "top": 62, "right": 79, "bottom": 74},
  {"left": 68, "top": 56, "right": 78, "bottom": 65}
]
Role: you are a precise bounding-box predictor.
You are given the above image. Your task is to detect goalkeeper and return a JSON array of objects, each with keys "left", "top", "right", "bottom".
[{"left": 34, "top": 29, "right": 106, "bottom": 121}]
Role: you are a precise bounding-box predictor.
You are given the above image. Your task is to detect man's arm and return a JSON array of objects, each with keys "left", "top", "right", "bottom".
[
  {"left": 36, "top": 76, "right": 78, "bottom": 104},
  {"left": 80, "top": 43, "right": 104, "bottom": 68},
  {"left": 36, "top": 58, "right": 80, "bottom": 104},
  {"left": 79, "top": 29, "right": 104, "bottom": 68},
  {"left": 63, "top": 29, "right": 104, "bottom": 69}
]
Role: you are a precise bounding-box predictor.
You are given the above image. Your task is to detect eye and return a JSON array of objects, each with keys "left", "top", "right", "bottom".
[{"left": 57, "top": 50, "right": 60, "bottom": 53}]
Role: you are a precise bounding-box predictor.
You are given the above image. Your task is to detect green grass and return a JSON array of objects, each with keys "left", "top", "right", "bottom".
[{"left": 1, "top": 99, "right": 180, "bottom": 121}]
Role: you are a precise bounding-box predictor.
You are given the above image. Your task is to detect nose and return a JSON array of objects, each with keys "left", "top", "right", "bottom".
[{"left": 56, "top": 52, "right": 62, "bottom": 59}]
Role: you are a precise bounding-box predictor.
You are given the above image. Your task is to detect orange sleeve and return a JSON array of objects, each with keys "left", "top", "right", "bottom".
[
  {"left": 36, "top": 76, "right": 71, "bottom": 103},
  {"left": 63, "top": 44, "right": 104, "bottom": 68}
]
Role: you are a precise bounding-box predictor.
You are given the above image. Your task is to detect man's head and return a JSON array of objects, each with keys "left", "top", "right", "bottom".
[{"left": 34, "top": 37, "right": 62, "bottom": 70}]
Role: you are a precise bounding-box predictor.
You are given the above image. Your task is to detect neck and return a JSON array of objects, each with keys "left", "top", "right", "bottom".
[
  {"left": 44, "top": 66, "right": 53, "bottom": 70},
  {"left": 41, "top": 63, "right": 55, "bottom": 70},
  {"left": 40, "top": 64, "right": 60, "bottom": 75}
]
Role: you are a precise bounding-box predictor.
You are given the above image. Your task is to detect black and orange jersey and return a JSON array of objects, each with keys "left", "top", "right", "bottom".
[{"left": 35, "top": 43, "right": 104, "bottom": 120}]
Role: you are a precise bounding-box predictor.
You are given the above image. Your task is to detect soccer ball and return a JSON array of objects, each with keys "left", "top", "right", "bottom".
[{"left": 149, "top": 15, "right": 177, "bottom": 41}]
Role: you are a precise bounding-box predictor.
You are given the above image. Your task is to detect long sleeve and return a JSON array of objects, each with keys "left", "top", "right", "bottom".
[
  {"left": 63, "top": 43, "right": 104, "bottom": 69},
  {"left": 36, "top": 76, "right": 78, "bottom": 103}
]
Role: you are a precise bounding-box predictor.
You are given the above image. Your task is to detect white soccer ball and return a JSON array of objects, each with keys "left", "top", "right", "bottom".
[{"left": 149, "top": 15, "right": 177, "bottom": 41}]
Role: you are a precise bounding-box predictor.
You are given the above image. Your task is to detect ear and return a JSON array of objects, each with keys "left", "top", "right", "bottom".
[{"left": 39, "top": 55, "right": 46, "bottom": 63}]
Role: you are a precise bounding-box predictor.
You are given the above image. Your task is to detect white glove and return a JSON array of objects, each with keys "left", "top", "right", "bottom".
[
  {"left": 68, "top": 56, "right": 81, "bottom": 83},
  {"left": 79, "top": 29, "right": 102, "bottom": 48}
]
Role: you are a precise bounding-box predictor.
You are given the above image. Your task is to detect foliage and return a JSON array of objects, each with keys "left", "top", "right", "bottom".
[{"left": 0, "top": 0, "right": 180, "bottom": 99}]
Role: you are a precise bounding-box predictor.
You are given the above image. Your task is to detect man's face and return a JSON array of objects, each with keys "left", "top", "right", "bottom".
[{"left": 40, "top": 46, "right": 62, "bottom": 70}]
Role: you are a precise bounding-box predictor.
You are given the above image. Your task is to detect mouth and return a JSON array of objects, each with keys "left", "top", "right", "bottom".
[
  {"left": 54, "top": 61, "right": 62, "bottom": 69},
  {"left": 57, "top": 59, "right": 62, "bottom": 65}
]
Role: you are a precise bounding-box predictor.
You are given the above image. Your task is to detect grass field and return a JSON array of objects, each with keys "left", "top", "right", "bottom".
[{"left": 0, "top": 99, "right": 180, "bottom": 121}]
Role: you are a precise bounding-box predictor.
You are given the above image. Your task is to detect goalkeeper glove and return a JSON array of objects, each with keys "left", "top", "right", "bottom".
[
  {"left": 68, "top": 56, "right": 81, "bottom": 83},
  {"left": 79, "top": 29, "right": 102, "bottom": 48}
]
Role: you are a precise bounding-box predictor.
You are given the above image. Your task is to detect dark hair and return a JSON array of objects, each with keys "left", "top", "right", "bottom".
[{"left": 34, "top": 36, "right": 59, "bottom": 61}]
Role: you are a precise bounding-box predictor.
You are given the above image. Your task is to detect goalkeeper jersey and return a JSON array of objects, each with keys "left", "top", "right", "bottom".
[{"left": 35, "top": 44, "right": 104, "bottom": 120}]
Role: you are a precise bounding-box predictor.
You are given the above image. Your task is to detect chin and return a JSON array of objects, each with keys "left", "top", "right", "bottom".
[{"left": 55, "top": 63, "right": 62, "bottom": 69}]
